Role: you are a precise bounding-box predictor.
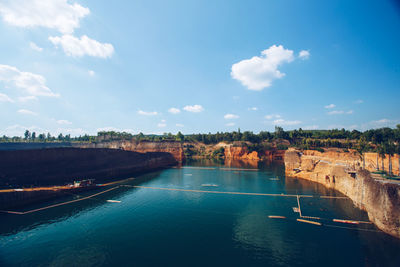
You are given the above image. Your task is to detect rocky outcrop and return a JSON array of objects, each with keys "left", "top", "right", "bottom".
[
  {"left": 0, "top": 148, "right": 177, "bottom": 188},
  {"left": 78, "top": 140, "right": 185, "bottom": 162},
  {"left": 224, "top": 146, "right": 259, "bottom": 160},
  {"left": 285, "top": 148, "right": 400, "bottom": 238},
  {"left": 223, "top": 145, "right": 285, "bottom": 161}
]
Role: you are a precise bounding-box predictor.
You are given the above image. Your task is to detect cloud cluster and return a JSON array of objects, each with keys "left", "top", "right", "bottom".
[
  {"left": 0, "top": 64, "right": 58, "bottom": 98},
  {"left": 324, "top": 104, "right": 336, "bottom": 109},
  {"left": 327, "top": 110, "right": 353, "bottom": 115},
  {"left": 0, "top": 0, "right": 89, "bottom": 34},
  {"left": 29, "top": 42, "right": 43, "bottom": 52},
  {"left": 224, "top": 113, "right": 239, "bottom": 119},
  {"left": 49, "top": 35, "right": 114, "bottom": 58},
  {"left": 138, "top": 110, "right": 158, "bottom": 116},
  {"left": 18, "top": 109, "right": 37, "bottom": 116},
  {"left": 183, "top": 104, "right": 204, "bottom": 113},
  {"left": 265, "top": 114, "right": 301, "bottom": 126},
  {"left": 0, "top": 0, "right": 114, "bottom": 58},
  {"left": 273, "top": 119, "right": 301, "bottom": 126},
  {"left": 231, "top": 45, "right": 309, "bottom": 91},
  {"left": 264, "top": 114, "right": 281, "bottom": 120},
  {"left": 168, "top": 107, "right": 181, "bottom": 114},
  {"left": 157, "top": 120, "right": 167, "bottom": 128},
  {"left": 298, "top": 50, "right": 310, "bottom": 60},
  {"left": 0, "top": 92, "right": 13, "bottom": 102}
]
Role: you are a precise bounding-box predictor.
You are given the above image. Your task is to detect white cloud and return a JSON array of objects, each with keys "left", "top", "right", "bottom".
[
  {"left": 224, "top": 113, "right": 239, "bottom": 119},
  {"left": 29, "top": 41, "right": 43, "bottom": 52},
  {"left": 18, "top": 95, "right": 38, "bottom": 102},
  {"left": 265, "top": 114, "right": 281, "bottom": 120},
  {"left": 176, "top": 123, "right": 184, "bottom": 127},
  {"left": 327, "top": 110, "right": 353, "bottom": 115},
  {"left": 88, "top": 70, "right": 95, "bottom": 76},
  {"left": 0, "top": 93, "right": 13, "bottom": 102},
  {"left": 157, "top": 122, "right": 167, "bottom": 128},
  {"left": 18, "top": 109, "right": 37, "bottom": 116},
  {"left": 231, "top": 45, "right": 297, "bottom": 91},
  {"left": 324, "top": 104, "right": 335, "bottom": 109},
  {"left": 328, "top": 110, "right": 344, "bottom": 115},
  {"left": 138, "top": 110, "right": 158, "bottom": 116},
  {"left": 248, "top": 107, "right": 258, "bottom": 111},
  {"left": 273, "top": 119, "right": 301, "bottom": 126},
  {"left": 226, "top": 122, "right": 235, "bottom": 127},
  {"left": 57, "top": 119, "right": 72, "bottom": 125},
  {"left": 0, "top": 64, "right": 59, "bottom": 97},
  {"left": 303, "top": 125, "right": 319, "bottom": 130},
  {"left": 354, "top": 99, "right": 363, "bottom": 104},
  {"left": 299, "top": 50, "right": 310, "bottom": 60},
  {"left": 96, "top": 127, "right": 135, "bottom": 134},
  {"left": 183, "top": 104, "right": 204, "bottom": 113},
  {"left": 168, "top": 107, "right": 180, "bottom": 114},
  {"left": 0, "top": 0, "right": 90, "bottom": 34},
  {"left": 49, "top": 35, "right": 114, "bottom": 58}
]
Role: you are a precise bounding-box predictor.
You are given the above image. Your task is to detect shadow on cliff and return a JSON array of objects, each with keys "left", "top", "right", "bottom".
[{"left": 0, "top": 170, "right": 164, "bottom": 237}]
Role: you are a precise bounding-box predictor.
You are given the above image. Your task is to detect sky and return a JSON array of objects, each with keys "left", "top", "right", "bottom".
[{"left": 0, "top": 0, "right": 399, "bottom": 136}]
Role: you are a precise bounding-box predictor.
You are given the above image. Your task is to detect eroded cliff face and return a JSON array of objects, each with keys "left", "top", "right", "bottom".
[
  {"left": 285, "top": 149, "right": 400, "bottom": 238},
  {"left": 78, "top": 140, "right": 185, "bottom": 162},
  {"left": 224, "top": 146, "right": 259, "bottom": 160},
  {"left": 223, "top": 145, "right": 285, "bottom": 161}
]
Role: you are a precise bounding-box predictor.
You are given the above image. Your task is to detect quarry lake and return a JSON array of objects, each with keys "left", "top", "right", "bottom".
[{"left": 1, "top": 160, "right": 400, "bottom": 266}]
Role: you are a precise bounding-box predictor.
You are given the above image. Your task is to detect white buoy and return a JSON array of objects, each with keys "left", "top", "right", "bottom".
[{"left": 107, "top": 200, "right": 121, "bottom": 203}]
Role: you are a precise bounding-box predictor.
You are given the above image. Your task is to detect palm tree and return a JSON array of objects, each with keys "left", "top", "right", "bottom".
[
  {"left": 378, "top": 143, "right": 386, "bottom": 172},
  {"left": 356, "top": 137, "right": 369, "bottom": 169},
  {"left": 386, "top": 142, "right": 395, "bottom": 176},
  {"left": 397, "top": 144, "right": 400, "bottom": 176}
]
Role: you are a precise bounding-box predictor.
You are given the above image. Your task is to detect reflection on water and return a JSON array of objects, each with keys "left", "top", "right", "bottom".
[{"left": 1, "top": 159, "right": 400, "bottom": 266}]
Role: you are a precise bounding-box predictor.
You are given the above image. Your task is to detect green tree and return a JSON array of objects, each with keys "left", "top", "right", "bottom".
[
  {"left": 176, "top": 131, "right": 184, "bottom": 142},
  {"left": 396, "top": 144, "right": 400, "bottom": 176},
  {"left": 355, "top": 137, "right": 369, "bottom": 169},
  {"left": 24, "top": 130, "right": 30, "bottom": 140},
  {"left": 31, "top": 132, "right": 36, "bottom": 141},
  {"left": 377, "top": 143, "right": 386, "bottom": 172}
]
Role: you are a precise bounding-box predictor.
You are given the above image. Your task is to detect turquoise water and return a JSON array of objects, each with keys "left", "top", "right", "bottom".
[{"left": 1, "top": 159, "right": 400, "bottom": 266}]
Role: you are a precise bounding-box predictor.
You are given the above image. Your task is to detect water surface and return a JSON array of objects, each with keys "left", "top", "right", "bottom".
[{"left": 1, "top": 159, "right": 400, "bottom": 266}]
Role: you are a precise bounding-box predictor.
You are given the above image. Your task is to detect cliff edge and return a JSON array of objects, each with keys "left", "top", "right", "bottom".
[{"left": 285, "top": 148, "right": 400, "bottom": 238}]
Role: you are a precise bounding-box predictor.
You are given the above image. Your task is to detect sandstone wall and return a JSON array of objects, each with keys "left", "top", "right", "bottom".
[
  {"left": 223, "top": 145, "right": 285, "bottom": 161},
  {"left": 78, "top": 140, "right": 185, "bottom": 162},
  {"left": 285, "top": 149, "right": 400, "bottom": 238}
]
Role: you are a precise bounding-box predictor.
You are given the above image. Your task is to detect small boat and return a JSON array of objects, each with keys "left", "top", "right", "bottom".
[
  {"left": 107, "top": 200, "right": 121, "bottom": 203},
  {"left": 201, "top": 184, "right": 218, "bottom": 187}
]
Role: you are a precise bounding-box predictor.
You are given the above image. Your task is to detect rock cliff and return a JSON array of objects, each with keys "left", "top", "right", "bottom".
[
  {"left": 77, "top": 140, "right": 185, "bottom": 162},
  {"left": 223, "top": 144, "right": 285, "bottom": 161},
  {"left": 285, "top": 148, "right": 400, "bottom": 238}
]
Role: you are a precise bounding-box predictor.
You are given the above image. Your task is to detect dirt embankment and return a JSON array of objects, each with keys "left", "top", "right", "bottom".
[
  {"left": 78, "top": 140, "right": 185, "bottom": 162},
  {"left": 0, "top": 147, "right": 177, "bottom": 188},
  {"left": 285, "top": 149, "right": 400, "bottom": 238}
]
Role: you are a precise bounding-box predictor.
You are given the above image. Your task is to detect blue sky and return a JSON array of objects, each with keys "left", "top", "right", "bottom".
[{"left": 0, "top": 0, "right": 399, "bottom": 136}]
